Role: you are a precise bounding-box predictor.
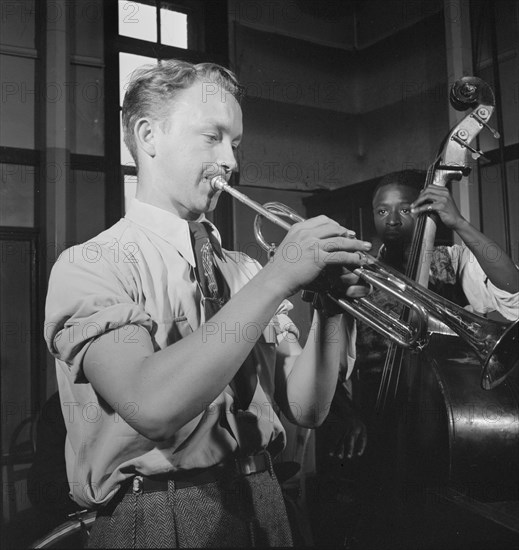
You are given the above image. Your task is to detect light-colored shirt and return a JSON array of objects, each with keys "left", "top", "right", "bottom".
[
  {"left": 437, "top": 244, "right": 519, "bottom": 321},
  {"left": 45, "top": 199, "right": 302, "bottom": 509}
]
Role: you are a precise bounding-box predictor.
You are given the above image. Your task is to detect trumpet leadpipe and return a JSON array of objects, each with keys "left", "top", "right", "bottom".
[{"left": 211, "top": 176, "right": 293, "bottom": 231}]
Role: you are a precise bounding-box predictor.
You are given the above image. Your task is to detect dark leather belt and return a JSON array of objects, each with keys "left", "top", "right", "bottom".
[{"left": 124, "top": 451, "right": 271, "bottom": 494}]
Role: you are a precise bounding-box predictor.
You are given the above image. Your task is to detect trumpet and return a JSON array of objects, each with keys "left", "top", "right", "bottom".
[{"left": 211, "top": 176, "right": 519, "bottom": 390}]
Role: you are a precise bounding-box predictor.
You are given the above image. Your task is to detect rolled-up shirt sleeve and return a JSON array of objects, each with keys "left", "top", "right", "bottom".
[
  {"left": 45, "top": 244, "right": 154, "bottom": 382},
  {"left": 449, "top": 244, "right": 519, "bottom": 321}
]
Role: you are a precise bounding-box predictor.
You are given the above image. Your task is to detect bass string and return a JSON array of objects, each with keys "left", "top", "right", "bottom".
[{"left": 375, "top": 161, "right": 437, "bottom": 413}]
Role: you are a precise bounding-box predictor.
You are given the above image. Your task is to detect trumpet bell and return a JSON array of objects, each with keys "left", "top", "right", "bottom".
[{"left": 481, "top": 319, "right": 519, "bottom": 390}]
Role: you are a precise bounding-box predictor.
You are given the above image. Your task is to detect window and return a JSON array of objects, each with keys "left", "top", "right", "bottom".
[
  {"left": 470, "top": 0, "right": 519, "bottom": 262},
  {"left": 0, "top": 3, "right": 42, "bottom": 501},
  {"left": 119, "top": 1, "right": 158, "bottom": 42},
  {"left": 0, "top": 163, "right": 35, "bottom": 227},
  {"left": 161, "top": 8, "right": 188, "bottom": 48},
  {"left": 118, "top": 1, "right": 189, "bottom": 48}
]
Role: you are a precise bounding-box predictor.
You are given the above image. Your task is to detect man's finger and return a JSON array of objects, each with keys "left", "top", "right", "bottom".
[
  {"left": 338, "top": 272, "right": 361, "bottom": 286},
  {"left": 321, "top": 236, "right": 372, "bottom": 253},
  {"left": 357, "top": 429, "right": 368, "bottom": 456},
  {"left": 345, "top": 435, "right": 355, "bottom": 459},
  {"left": 345, "top": 284, "right": 372, "bottom": 299},
  {"left": 323, "top": 250, "right": 373, "bottom": 267}
]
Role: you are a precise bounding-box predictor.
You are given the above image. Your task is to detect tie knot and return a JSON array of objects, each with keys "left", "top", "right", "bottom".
[{"left": 188, "top": 220, "right": 209, "bottom": 242}]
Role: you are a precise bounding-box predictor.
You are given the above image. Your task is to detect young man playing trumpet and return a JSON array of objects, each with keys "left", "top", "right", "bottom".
[{"left": 44, "top": 60, "right": 372, "bottom": 548}]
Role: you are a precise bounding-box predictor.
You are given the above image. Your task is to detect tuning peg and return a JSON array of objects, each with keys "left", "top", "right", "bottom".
[
  {"left": 471, "top": 109, "right": 500, "bottom": 139},
  {"left": 451, "top": 134, "right": 488, "bottom": 161}
]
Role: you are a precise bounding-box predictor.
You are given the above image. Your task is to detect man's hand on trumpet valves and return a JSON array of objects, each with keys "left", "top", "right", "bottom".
[{"left": 262, "top": 215, "right": 373, "bottom": 300}]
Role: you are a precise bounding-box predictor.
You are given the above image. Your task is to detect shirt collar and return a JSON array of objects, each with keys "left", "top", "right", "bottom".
[{"left": 124, "top": 198, "right": 224, "bottom": 267}]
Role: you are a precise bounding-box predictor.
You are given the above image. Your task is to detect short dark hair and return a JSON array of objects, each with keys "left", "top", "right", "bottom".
[
  {"left": 122, "top": 60, "right": 243, "bottom": 165},
  {"left": 372, "top": 169, "right": 426, "bottom": 204}
]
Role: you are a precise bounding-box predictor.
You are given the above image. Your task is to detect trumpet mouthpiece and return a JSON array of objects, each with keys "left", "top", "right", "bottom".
[{"left": 210, "top": 176, "right": 227, "bottom": 191}]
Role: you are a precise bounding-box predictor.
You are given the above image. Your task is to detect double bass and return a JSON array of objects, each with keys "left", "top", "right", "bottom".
[{"left": 375, "top": 77, "right": 519, "bottom": 502}]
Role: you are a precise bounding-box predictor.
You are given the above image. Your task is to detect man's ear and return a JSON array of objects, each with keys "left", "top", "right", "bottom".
[{"left": 134, "top": 118, "right": 156, "bottom": 158}]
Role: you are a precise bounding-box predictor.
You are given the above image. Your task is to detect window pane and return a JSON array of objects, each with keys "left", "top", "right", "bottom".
[
  {"left": 498, "top": 57, "right": 519, "bottom": 147},
  {"left": 480, "top": 161, "right": 519, "bottom": 264},
  {"left": 1, "top": 238, "right": 34, "bottom": 453},
  {"left": 71, "top": 64, "right": 104, "bottom": 155},
  {"left": 119, "top": 52, "right": 157, "bottom": 105},
  {"left": 72, "top": 170, "right": 105, "bottom": 243},
  {"left": 124, "top": 174, "right": 138, "bottom": 213},
  {"left": 73, "top": 0, "right": 104, "bottom": 58},
  {"left": 479, "top": 164, "right": 507, "bottom": 253},
  {"left": 161, "top": 9, "right": 188, "bottom": 49},
  {"left": 0, "top": 55, "right": 35, "bottom": 149},
  {"left": 118, "top": 1, "right": 157, "bottom": 42},
  {"left": 0, "top": 164, "right": 35, "bottom": 227},
  {"left": 506, "top": 160, "right": 519, "bottom": 264},
  {"left": 0, "top": 0, "right": 35, "bottom": 50}
]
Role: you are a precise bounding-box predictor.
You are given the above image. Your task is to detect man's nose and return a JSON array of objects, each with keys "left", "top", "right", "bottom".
[
  {"left": 387, "top": 212, "right": 401, "bottom": 226},
  {"left": 218, "top": 144, "right": 238, "bottom": 174}
]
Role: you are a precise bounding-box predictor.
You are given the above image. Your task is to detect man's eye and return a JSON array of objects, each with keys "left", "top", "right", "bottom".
[
  {"left": 204, "top": 134, "right": 218, "bottom": 142},
  {"left": 378, "top": 209, "right": 387, "bottom": 216},
  {"left": 401, "top": 208, "right": 410, "bottom": 214}
]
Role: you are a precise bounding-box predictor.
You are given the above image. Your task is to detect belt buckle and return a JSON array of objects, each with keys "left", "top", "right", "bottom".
[
  {"left": 236, "top": 455, "right": 253, "bottom": 476},
  {"left": 132, "top": 475, "right": 143, "bottom": 494},
  {"left": 235, "top": 452, "right": 267, "bottom": 477}
]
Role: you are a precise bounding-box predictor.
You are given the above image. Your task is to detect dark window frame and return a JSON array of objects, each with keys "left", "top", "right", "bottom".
[{"left": 0, "top": 0, "right": 46, "bottom": 471}]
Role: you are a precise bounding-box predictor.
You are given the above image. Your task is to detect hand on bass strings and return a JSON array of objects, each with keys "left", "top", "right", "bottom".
[{"left": 411, "top": 184, "right": 464, "bottom": 230}]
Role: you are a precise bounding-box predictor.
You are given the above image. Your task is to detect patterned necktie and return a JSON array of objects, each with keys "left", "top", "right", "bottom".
[{"left": 188, "top": 221, "right": 257, "bottom": 411}]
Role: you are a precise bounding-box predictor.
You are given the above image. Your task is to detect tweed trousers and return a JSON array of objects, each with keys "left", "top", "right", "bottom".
[{"left": 87, "top": 467, "right": 293, "bottom": 548}]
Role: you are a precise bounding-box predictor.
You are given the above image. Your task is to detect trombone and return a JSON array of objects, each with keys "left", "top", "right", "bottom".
[{"left": 211, "top": 176, "right": 519, "bottom": 390}]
